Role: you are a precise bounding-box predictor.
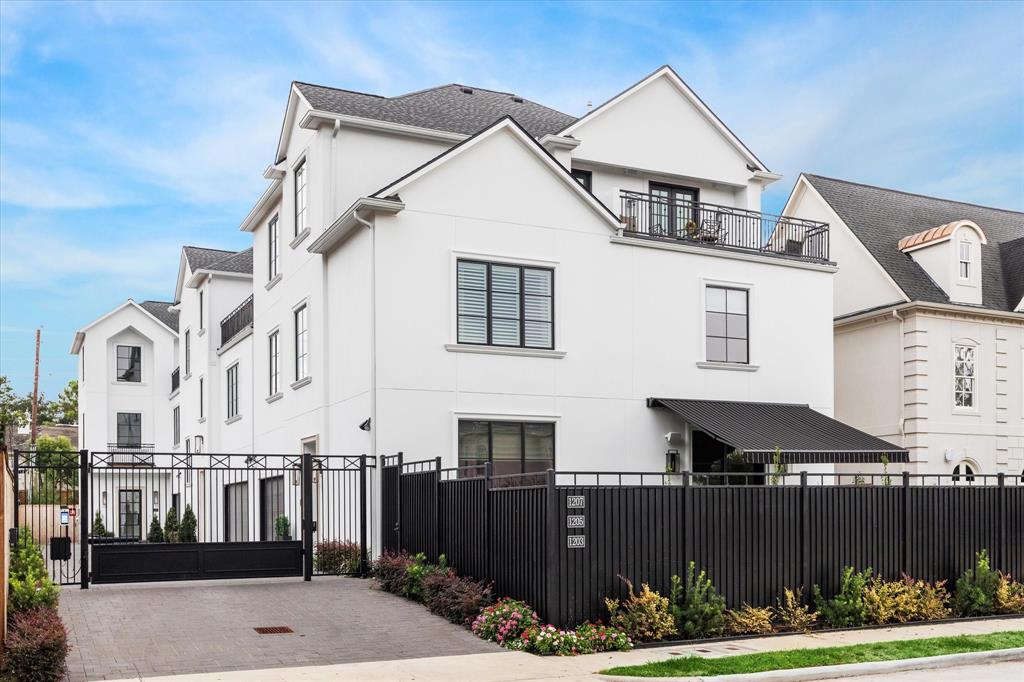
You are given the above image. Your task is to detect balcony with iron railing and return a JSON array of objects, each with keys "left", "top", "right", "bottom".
[
  {"left": 220, "top": 294, "right": 254, "bottom": 346},
  {"left": 103, "top": 444, "right": 155, "bottom": 466},
  {"left": 171, "top": 366, "right": 180, "bottom": 392},
  {"left": 618, "top": 191, "right": 830, "bottom": 263}
]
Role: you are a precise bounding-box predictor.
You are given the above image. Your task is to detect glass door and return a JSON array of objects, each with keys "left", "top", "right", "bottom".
[{"left": 650, "top": 183, "right": 698, "bottom": 237}]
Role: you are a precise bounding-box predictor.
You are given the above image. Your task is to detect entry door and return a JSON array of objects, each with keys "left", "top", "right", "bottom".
[
  {"left": 260, "top": 475, "right": 286, "bottom": 540},
  {"left": 650, "top": 182, "right": 698, "bottom": 236},
  {"left": 224, "top": 481, "right": 249, "bottom": 542}
]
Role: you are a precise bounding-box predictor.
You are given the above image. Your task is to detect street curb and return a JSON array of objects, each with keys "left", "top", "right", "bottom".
[{"left": 597, "top": 646, "right": 1024, "bottom": 682}]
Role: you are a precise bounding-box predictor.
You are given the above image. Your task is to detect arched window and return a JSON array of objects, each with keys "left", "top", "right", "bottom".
[{"left": 952, "top": 462, "right": 975, "bottom": 484}]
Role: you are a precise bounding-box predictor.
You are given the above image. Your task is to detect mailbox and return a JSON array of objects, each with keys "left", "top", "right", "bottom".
[{"left": 50, "top": 536, "right": 72, "bottom": 561}]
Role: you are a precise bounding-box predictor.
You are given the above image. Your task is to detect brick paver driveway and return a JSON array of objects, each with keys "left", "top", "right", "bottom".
[{"left": 59, "top": 577, "right": 502, "bottom": 681}]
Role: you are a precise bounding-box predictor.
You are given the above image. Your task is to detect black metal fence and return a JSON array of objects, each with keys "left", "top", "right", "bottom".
[
  {"left": 13, "top": 450, "right": 374, "bottom": 587},
  {"left": 382, "top": 461, "right": 1024, "bottom": 628},
  {"left": 618, "top": 191, "right": 830, "bottom": 262}
]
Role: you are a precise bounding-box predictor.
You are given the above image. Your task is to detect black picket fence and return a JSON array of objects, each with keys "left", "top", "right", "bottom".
[{"left": 381, "top": 457, "right": 1024, "bottom": 628}]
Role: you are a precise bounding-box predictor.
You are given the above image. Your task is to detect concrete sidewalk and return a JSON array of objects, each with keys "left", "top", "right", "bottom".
[{"left": 102, "top": 616, "right": 1023, "bottom": 681}]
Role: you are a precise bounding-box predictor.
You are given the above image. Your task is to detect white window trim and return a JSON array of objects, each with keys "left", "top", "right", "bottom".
[
  {"left": 449, "top": 250, "right": 563, "bottom": 354},
  {"left": 268, "top": 327, "right": 281, "bottom": 397},
  {"left": 699, "top": 277, "right": 754, "bottom": 367},
  {"left": 292, "top": 154, "right": 309, "bottom": 244},
  {"left": 226, "top": 362, "right": 240, "bottom": 421},
  {"left": 292, "top": 298, "right": 310, "bottom": 383},
  {"left": 450, "top": 410, "right": 561, "bottom": 470},
  {"left": 952, "top": 339, "right": 979, "bottom": 414},
  {"left": 958, "top": 240, "right": 972, "bottom": 281}
]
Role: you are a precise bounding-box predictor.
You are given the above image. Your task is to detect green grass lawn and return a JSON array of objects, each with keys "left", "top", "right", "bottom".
[{"left": 602, "top": 630, "right": 1024, "bottom": 677}]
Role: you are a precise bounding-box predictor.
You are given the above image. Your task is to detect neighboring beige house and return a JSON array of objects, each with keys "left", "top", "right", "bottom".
[{"left": 785, "top": 174, "right": 1024, "bottom": 477}]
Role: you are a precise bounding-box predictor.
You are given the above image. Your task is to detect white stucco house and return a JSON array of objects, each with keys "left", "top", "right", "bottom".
[
  {"left": 785, "top": 174, "right": 1024, "bottom": 477},
  {"left": 70, "top": 65, "right": 908, "bottom": 539}
]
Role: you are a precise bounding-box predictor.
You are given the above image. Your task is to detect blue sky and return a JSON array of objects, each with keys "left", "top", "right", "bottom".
[{"left": 1, "top": 1, "right": 1022, "bottom": 397}]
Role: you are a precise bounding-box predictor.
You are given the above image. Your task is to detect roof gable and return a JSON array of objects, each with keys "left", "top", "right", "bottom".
[
  {"left": 371, "top": 116, "right": 622, "bottom": 231},
  {"left": 70, "top": 298, "right": 177, "bottom": 353},
  {"left": 803, "top": 174, "right": 1024, "bottom": 313}
]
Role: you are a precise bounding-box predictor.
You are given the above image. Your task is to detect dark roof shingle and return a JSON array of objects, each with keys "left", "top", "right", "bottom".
[
  {"left": 805, "top": 175, "right": 1024, "bottom": 312},
  {"left": 206, "top": 247, "right": 253, "bottom": 275},
  {"left": 139, "top": 300, "right": 179, "bottom": 332},
  {"left": 294, "top": 82, "right": 577, "bottom": 139},
  {"left": 1000, "top": 237, "right": 1024, "bottom": 310},
  {"left": 183, "top": 246, "right": 236, "bottom": 272}
]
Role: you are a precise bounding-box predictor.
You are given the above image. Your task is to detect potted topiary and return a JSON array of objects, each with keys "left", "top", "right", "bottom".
[
  {"left": 147, "top": 514, "right": 164, "bottom": 543},
  {"left": 274, "top": 514, "right": 291, "bottom": 541},
  {"left": 164, "top": 506, "right": 179, "bottom": 543},
  {"left": 180, "top": 504, "right": 198, "bottom": 542}
]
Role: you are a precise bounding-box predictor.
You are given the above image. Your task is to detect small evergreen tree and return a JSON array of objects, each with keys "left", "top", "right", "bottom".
[
  {"left": 147, "top": 514, "right": 164, "bottom": 543},
  {"left": 91, "top": 510, "right": 108, "bottom": 537},
  {"left": 952, "top": 550, "right": 1000, "bottom": 617},
  {"left": 669, "top": 562, "right": 726, "bottom": 639},
  {"left": 180, "top": 504, "right": 198, "bottom": 542},
  {"left": 164, "top": 506, "right": 180, "bottom": 543}
]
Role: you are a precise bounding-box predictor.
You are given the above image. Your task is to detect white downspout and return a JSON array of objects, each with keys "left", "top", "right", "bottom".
[
  {"left": 892, "top": 309, "right": 906, "bottom": 466},
  {"left": 354, "top": 209, "right": 376, "bottom": 460}
]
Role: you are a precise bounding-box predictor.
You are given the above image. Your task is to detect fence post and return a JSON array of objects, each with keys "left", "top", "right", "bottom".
[
  {"left": 12, "top": 450, "right": 18, "bottom": 530},
  {"left": 682, "top": 470, "right": 691, "bottom": 573},
  {"left": 302, "top": 450, "right": 313, "bottom": 581},
  {"left": 544, "top": 468, "right": 560, "bottom": 628},
  {"left": 359, "top": 454, "right": 368, "bottom": 577},
  {"left": 434, "top": 456, "right": 442, "bottom": 562},
  {"left": 902, "top": 471, "right": 910, "bottom": 575},
  {"left": 79, "top": 450, "right": 89, "bottom": 590},
  {"left": 483, "top": 461, "right": 492, "bottom": 583},
  {"left": 395, "top": 452, "right": 404, "bottom": 551},
  {"left": 800, "top": 471, "right": 809, "bottom": 600},
  {"left": 997, "top": 472, "right": 1006, "bottom": 571}
]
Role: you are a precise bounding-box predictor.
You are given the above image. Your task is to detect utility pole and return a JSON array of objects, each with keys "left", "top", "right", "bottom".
[{"left": 30, "top": 328, "right": 40, "bottom": 446}]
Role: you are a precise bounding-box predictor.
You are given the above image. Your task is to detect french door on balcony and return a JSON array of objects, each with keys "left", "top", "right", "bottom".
[{"left": 649, "top": 182, "right": 698, "bottom": 237}]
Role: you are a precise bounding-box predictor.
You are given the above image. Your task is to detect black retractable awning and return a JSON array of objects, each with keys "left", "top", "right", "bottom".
[{"left": 648, "top": 398, "right": 908, "bottom": 464}]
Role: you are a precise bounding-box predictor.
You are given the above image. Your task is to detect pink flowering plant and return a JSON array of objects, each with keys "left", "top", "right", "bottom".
[
  {"left": 575, "top": 621, "right": 632, "bottom": 652},
  {"left": 471, "top": 599, "right": 541, "bottom": 647}
]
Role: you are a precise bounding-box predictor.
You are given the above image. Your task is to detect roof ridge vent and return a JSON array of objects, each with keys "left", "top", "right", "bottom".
[
  {"left": 511, "top": 95, "right": 524, "bottom": 103},
  {"left": 460, "top": 87, "right": 474, "bottom": 95}
]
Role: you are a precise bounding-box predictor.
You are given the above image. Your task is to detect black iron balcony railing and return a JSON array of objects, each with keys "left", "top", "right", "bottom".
[
  {"left": 220, "top": 294, "right": 254, "bottom": 346},
  {"left": 104, "top": 444, "right": 155, "bottom": 466},
  {"left": 619, "top": 191, "right": 830, "bottom": 262},
  {"left": 171, "top": 367, "right": 180, "bottom": 392}
]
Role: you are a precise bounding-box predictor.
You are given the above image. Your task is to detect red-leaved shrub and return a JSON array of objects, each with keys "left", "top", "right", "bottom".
[
  {"left": 423, "top": 570, "right": 494, "bottom": 625},
  {"left": 2, "top": 607, "right": 70, "bottom": 682},
  {"left": 373, "top": 551, "right": 414, "bottom": 594}
]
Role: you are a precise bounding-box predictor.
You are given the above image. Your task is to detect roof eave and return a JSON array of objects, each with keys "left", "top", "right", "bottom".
[
  {"left": 307, "top": 197, "right": 406, "bottom": 255},
  {"left": 299, "top": 110, "right": 469, "bottom": 144},
  {"left": 239, "top": 177, "right": 284, "bottom": 233},
  {"left": 186, "top": 270, "right": 254, "bottom": 289}
]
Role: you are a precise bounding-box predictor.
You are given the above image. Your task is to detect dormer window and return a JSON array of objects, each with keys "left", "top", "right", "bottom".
[{"left": 958, "top": 241, "right": 971, "bottom": 280}]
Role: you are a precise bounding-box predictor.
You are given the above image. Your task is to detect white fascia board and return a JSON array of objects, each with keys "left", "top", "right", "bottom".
[
  {"left": 574, "top": 155, "right": 749, "bottom": 191},
  {"left": 299, "top": 110, "right": 468, "bottom": 144},
  {"left": 307, "top": 197, "right": 406, "bottom": 255},
  {"left": 185, "top": 270, "right": 253, "bottom": 289},
  {"left": 752, "top": 170, "right": 783, "bottom": 186},
  {"left": 263, "top": 165, "right": 286, "bottom": 180},
  {"left": 239, "top": 177, "right": 283, "bottom": 233},
  {"left": 836, "top": 300, "right": 1024, "bottom": 328},
  {"left": 784, "top": 174, "right": 910, "bottom": 303},
  {"left": 539, "top": 134, "right": 581, "bottom": 151},
  {"left": 70, "top": 331, "right": 85, "bottom": 355},
  {"left": 70, "top": 299, "right": 176, "bottom": 352},
  {"left": 372, "top": 119, "right": 623, "bottom": 232},
  {"left": 559, "top": 65, "right": 769, "bottom": 172},
  {"left": 275, "top": 84, "right": 311, "bottom": 165}
]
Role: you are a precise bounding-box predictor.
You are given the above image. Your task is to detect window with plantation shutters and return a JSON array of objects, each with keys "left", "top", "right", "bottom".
[{"left": 457, "top": 260, "right": 553, "bottom": 349}]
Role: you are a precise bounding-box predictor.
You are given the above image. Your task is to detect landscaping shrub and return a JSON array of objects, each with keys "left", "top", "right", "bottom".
[
  {"left": 668, "top": 562, "right": 726, "bottom": 639},
  {"left": 521, "top": 624, "right": 587, "bottom": 655},
  {"left": 147, "top": 514, "right": 164, "bottom": 543},
  {"left": 994, "top": 573, "right": 1024, "bottom": 615},
  {"left": 604, "top": 577, "right": 676, "bottom": 642},
  {"left": 725, "top": 604, "right": 774, "bottom": 635},
  {"left": 274, "top": 514, "right": 292, "bottom": 540},
  {"left": 773, "top": 588, "right": 817, "bottom": 632},
  {"left": 574, "top": 621, "right": 632, "bottom": 652},
  {"left": 422, "top": 569, "right": 493, "bottom": 625},
  {"left": 164, "top": 506, "right": 179, "bottom": 542},
  {"left": 814, "top": 566, "right": 872, "bottom": 628},
  {"left": 863, "top": 575, "right": 950, "bottom": 624},
  {"left": 9, "top": 528, "right": 59, "bottom": 613},
  {"left": 472, "top": 599, "right": 541, "bottom": 647},
  {"left": 1, "top": 607, "right": 69, "bottom": 682},
  {"left": 373, "top": 551, "right": 414, "bottom": 594},
  {"left": 403, "top": 552, "right": 444, "bottom": 602},
  {"left": 952, "top": 550, "right": 1000, "bottom": 617},
  {"left": 179, "top": 504, "right": 198, "bottom": 542},
  {"left": 315, "top": 540, "right": 360, "bottom": 574},
  {"left": 91, "top": 511, "right": 109, "bottom": 537}
]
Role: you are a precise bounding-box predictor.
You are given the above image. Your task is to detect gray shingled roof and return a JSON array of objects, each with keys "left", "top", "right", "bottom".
[
  {"left": 183, "top": 246, "right": 236, "bottom": 272},
  {"left": 294, "top": 82, "right": 577, "bottom": 139},
  {"left": 1001, "top": 237, "right": 1024, "bottom": 310},
  {"left": 206, "top": 247, "right": 253, "bottom": 275},
  {"left": 805, "top": 175, "right": 1024, "bottom": 313},
  {"left": 139, "top": 300, "right": 179, "bottom": 332}
]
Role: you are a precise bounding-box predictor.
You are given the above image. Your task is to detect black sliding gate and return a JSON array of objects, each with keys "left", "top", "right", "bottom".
[{"left": 13, "top": 450, "right": 375, "bottom": 587}]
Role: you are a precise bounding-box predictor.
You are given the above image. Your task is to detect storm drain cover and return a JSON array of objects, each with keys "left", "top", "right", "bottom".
[{"left": 254, "top": 626, "right": 294, "bottom": 634}]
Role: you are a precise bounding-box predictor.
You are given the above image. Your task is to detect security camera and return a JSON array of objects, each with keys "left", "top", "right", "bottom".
[{"left": 665, "top": 432, "right": 684, "bottom": 446}]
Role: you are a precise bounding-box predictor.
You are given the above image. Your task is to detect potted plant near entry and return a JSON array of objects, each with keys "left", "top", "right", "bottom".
[{"left": 274, "top": 514, "right": 292, "bottom": 541}]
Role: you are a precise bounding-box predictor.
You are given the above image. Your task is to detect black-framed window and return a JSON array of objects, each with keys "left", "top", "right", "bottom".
[
  {"left": 116, "top": 412, "right": 141, "bottom": 447},
  {"left": 268, "top": 331, "right": 280, "bottom": 395},
  {"left": 224, "top": 481, "right": 249, "bottom": 542},
  {"left": 198, "top": 290, "right": 204, "bottom": 330},
  {"left": 226, "top": 364, "right": 239, "bottom": 419},
  {"left": 172, "top": 406, "right": 180, "bottom": 446},
  {"left": 570, "top": 168, "right": 592, "bottom": 192},
  {"left": 260, "top": 475, "right": 286, "bottom": 541},
  {"left": 199, "top": 377, "right": 205, "bottom": 419},
  {"left": 294, "top": 159, "right": 307, "bottom": 237},
  {"left": 118, "top": 489, "right": 141, "bottom": 540},
  {"left": 294, "top": 304, "right": 309, "bottom": 380},
  {"left": 457, "top": 260, "right": 553, "bottom": 349},
  {"left": 457, "top": 420, "right": 554, "bottom": 475},
  {"left": 184, "top": 330, "right": 191, "bottom": 374},
  {"left": 269, "top": 214, "right": 280, "bottom": 280},
  {"left": 116, "top": 345, "right": 141, "bottom": 382},
  {"left": 706, "top": 285, "right": 748, "bottom": 364}
]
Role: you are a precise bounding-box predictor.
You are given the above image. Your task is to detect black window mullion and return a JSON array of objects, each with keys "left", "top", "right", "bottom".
[{"left": 519, "top": 269, "right": 526, "bottom": 350}]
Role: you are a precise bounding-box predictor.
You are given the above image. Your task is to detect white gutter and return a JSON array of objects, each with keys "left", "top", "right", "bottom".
[
  {"left": 892, "top": 309, "right": 906, "bottom": 442},
  {"left": 239, "top": 177, "right": 284, "bottom": 233},
  {"left": 353, "top": 209, "right": 377, "bottom": 462},
  {"left": 306, "top": 197, "right": 404, "bottom": 255},
  {"left": 299, "top": 110, "right": 468, "bottom": 144}
]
